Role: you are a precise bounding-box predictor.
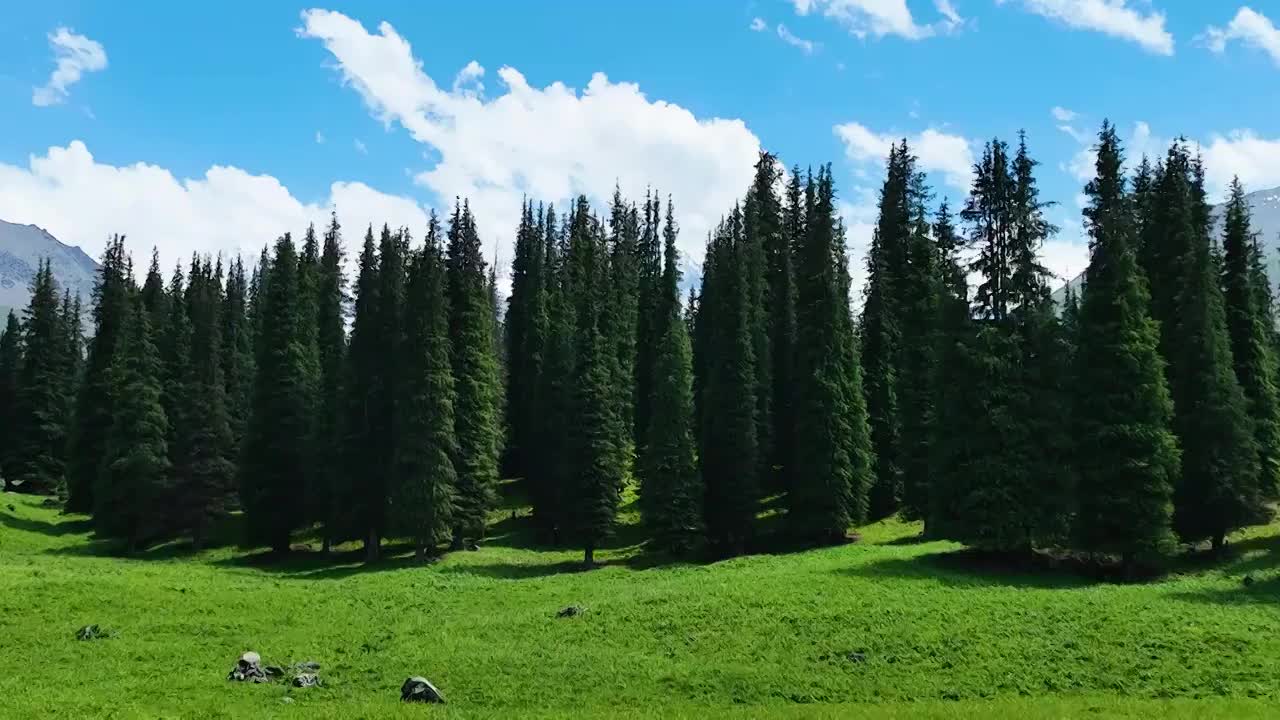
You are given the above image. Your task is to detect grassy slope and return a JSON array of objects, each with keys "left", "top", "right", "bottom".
[{"left": 1, "top": 489, "right": 1278, "bottom": 719}]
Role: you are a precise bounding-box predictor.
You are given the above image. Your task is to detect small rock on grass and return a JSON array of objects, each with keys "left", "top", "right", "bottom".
[
  {"left": 556, "top": 605, "right": 584, "bottom": 618},
  {"left": 401, "top": 676, "right": 446, "bottom": 703},
  {"left": 75, "top": 624, "right": 115, "bottom": 641}
]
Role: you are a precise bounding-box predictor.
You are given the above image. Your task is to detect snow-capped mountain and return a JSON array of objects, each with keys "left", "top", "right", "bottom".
[
  {"left": 0, "top": 220, "right": 99, "bottom": 322},
  {"left": 1053, "top": 186, "right": 1280, "bottom": 304}
]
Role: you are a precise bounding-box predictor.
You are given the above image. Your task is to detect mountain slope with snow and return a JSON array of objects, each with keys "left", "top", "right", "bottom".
[{"left": 0, "top": 220, "right": 99, "bottom": 321}]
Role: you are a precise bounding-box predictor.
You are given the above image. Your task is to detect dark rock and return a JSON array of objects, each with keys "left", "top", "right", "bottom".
[
  {"left": 556, "top": 605, "right": 583, "bottom": 618},
  {"left": 292, "top": 672, "right": 320, "bottom": 688},
  {"left": 6, "top": 504, "right": 14, "bottom": 512},
  {"left": 1243, "top": 575, "right": 1256, "bottom": 587},
  {"left": 401, "top": 676, "right": 446, "bottom": 703}
]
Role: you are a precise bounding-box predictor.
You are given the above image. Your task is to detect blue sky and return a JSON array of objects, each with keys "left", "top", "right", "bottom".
[{"left": 2, "top": 1, "right": 1279, "bottom": 292}]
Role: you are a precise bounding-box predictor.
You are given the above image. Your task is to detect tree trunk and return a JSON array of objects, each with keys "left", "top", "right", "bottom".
[
  {"left": 415, "top": 541, "right": 426, "bottom": 562},
  {"left": 584, "top": 545, "right": 595, "bottom": 567},
  {"left": 1212, "top": 531, "right": 1226, "bottom": 556},
  {"left": 365, "top": 528, "right": 380, "bottom": 563},
  {"left": 321, "top": 535, "right": 332, "bottom": 555}
]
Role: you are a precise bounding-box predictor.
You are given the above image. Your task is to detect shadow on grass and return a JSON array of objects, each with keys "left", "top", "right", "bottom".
[
  {"left": 0, "top": 511, "right": 93, "bottom": 537},
  {"left": 837, "top": 548, "right": 1108, "bottom": 590},
  {"left": 1169, "top": 532, "right": 1280, "bottom": 604}
]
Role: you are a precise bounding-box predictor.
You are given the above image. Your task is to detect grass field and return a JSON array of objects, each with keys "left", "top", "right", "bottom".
[{"left": 2, "top": 488, "right": 1278, "bottom": 719}]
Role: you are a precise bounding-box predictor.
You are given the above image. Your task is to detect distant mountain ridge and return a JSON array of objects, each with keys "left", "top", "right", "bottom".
[
  {"left": 0, "top": 220, "right": 99, "bottom": 321},
  {"left": 1053, "top": 185, "right": 1280, "bottom": 303}
]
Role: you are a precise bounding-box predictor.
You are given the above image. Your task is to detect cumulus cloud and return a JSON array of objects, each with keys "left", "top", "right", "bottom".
[
  {"left": 833, "top": 121, "right": 975, "bottom": 190},
  {"left": 1202, "top": 7, "right": 1280, "bottom": 67},
  {"left": 1051, "top": 106, "right": 1078, "bottom": 122},
  {"left": 750, "top": 17, "right": 769, "bottom": 32},
  {"left": 297, "top": 8, "right": 761, "bottom": 267},
  {"left": 0, "top": 141, "right": 430, "bottom": 276},
  {"left": 792, "top": 0, "right": 966, "bottom": 40},
  {"left": 32, "top": 28, "right": 108, "bottom": 107},
  {"left": 997, "top": 0, "right": 1174, "bottom": 55}
]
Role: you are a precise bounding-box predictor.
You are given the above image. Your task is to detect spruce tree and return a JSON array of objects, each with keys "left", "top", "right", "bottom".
[
  {"left": 564, "top": 199, "right": 625, "bottom": 564},
  {"left": 447, "top": 201, "right": 503, "bottom": 545},
  {"left": 748, "top": 152, "right": 792, "bottom": 490},
  {"left": 0, "top": 311, "right": 22, "bottom": 488},
  {"left": 241, "top": 233, "right": 311, "bottom": 554},
  {"left": 11, "top": 261, "right": 70, "bottom": 494},
  {"left": 340, "top": 226, "right": 382, "bottom": 549},
  {"left": 66, "top": 235, "right": 130, "bottom": 511},
  {"left": 531, "top": 205, "right": 575, "bottom": 541},
  {"left": 177, "top": 257, "right": 236, "bottom": 548},
  {"left": 314, "top": 213, "right": 347, "bottom": 550},
  {"left": 363, "top": 225, "right": 407, "bottom": 560},
  {"left": 634, "top": 192, "right": 664, "bottom": 450},
  {"left": 503, "top": 201, "right": 545, "bottom": 480},
  {"left": 1221, "top": 177, "right": 1280, "bottom": 498},
  {"left": 220, "top": 255, "right": 254, "bottom": 458},
  {"left": 861, "top": 148, "right": 907, "bottom": 518},
  {"left": 1167, "top": 177, "right": 1265, "bottom": 550},
  {"left": 790, "top": 166, "right": 874, "bottom": 541},
  {"left": 1073, "top": 122, "right": 1178, "bottom": 568},
  {"left": 896, "top": 146, "right": 940, "bottom": 521},
  {"left": 95, "top": 298, "right": 170, "bottom": 552},
  {"left": 640, "top": 198, "right": 701, "bottom": 553},
  {"left": 396, "top": 224, "right": 458, "bottom": 559},
  {"left": 159, "top": 263, "right": 193, "bottom": 512},
  {"left": 605, "top": 188, "right": 641, "bottom": 446},
  {"left": 295, "top": 224, "right": 324, "bottom": 531},
  {"left": 697, "top": 208, "right": 760, "bottom": 554}
]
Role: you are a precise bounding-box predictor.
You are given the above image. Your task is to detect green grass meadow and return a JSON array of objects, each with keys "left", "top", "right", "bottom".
[{"left": 2, "top": 488, "right": 1278, "bottom": 718}]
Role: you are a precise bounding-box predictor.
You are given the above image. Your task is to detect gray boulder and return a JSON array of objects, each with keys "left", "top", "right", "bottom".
[
  {"left": 227, "top": 651, "right": 270, "bottom": 683},
  {"left": 292, "top": 672, "right": 321, "bottom": 688},
  {"left": 401, "top": 676, "right": 446, "bottom": 703}
]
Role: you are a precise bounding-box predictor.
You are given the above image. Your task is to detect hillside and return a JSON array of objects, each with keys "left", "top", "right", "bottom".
[
  {"left": 1053, "top": 185, "right": 1280, "bottom": 303},
  {"left": 1, "top": 489, "right": 1276, "bottom": 718},
  {"left": 0, "top": 220, "right": 99, "bottom": 321}
]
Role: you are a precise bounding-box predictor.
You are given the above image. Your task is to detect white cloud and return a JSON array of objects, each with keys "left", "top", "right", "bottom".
[
  {"left": 315, "top": 131, "right": 326, "bottom": 144},
  {"left": 1201, "top": 131, "right": 1280, "bottom": 199},
  {"left": 833, "top": 121, "right": 975, "bottom": 190},
  {"left": 353, "top": 138, "right": 368, "bottom": 154},
  {"left": 0, "top": 141, "right": 430, "bottom": 277},
  {"left": 32, "top": 28, "right": 108, "bottom": 107},
  {"left": 791, "top": 0, "right": 966, "bottom": 40},
  {"left": 777, "top": 24, "right": 820, "bottom": 54},
  {"left": 1202, "top": 7, "right": 1280, "bottom": 67},
  {"left": 297, "top": 8, "right": 760, "bottom": 268},
  {"left": 1051, "top": 105, "right": 1078, "bottom": 122},
  {"left": 997, "top": 0, "right": 1174, "bottom": 55},
  {"left": 452, "top": 60, "right": 485, "bottom": 96},
  {"left": 750, "top": 17, "right": 769, "bottom": 32}
]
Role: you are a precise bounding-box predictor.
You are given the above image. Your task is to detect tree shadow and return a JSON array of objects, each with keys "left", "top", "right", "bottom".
[
  {"left": 437, "top": 559, "right": 594, "bottom": 580},
  {"left": 0, "top": 511, "right": 93, "bottom": 537},
  {"left": 1169, "top": 532, "right": 1280, "bottom": 604},
  {"left": 836, "top": 548, "right": 1110, "bottom": 590}
]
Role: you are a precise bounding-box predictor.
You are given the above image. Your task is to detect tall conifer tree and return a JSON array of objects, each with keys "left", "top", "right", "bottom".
[
  {"left": 241, "top": 233, "right": 311, "bottom": 553},
  {"left": 640, "top": 197, "right": 701, "bottom": 553},
  {"left": 11, "top": 261, "right": 70, "bottom": 493},
  {"left": 95, "top": 298, "right": 169, "bottom": 552},
  {"left": 1073, "top": 122, "right": 1178, "bottom": 568},
  {"left": 447, "top": 201, "right": 503, "bottom": 546},
  {"left": 396, "top": 222, "right": 458, "bottom": 559},
  {"left": 67, "top": 235, "right": 130, "bottom": 511},
  {"left": 0, "top": 311, "right": 22, "bottom": 488},
  {"left": 314, "top": 213, "right": 347, "bottom": 550}
]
